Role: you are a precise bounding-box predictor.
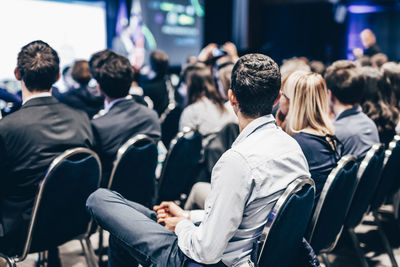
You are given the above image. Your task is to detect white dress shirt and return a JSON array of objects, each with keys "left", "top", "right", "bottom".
[
  {"left": 22, "top": 92, "right": 52, "bottom": 105},
  {"left": 175, "top": 115, "right": 310, "bottom": 266}
]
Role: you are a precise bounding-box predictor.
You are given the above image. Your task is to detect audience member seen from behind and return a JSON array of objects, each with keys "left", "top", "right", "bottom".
[
  {"left": 58, "top": 60, "right": 104, "bottom": 118},
  {"left": 142, "top": 50, "right": 170, "bottom": 116},
  {"left": 86, "top": 53, "right": 310, "bottom": 267},
  {"left": 361, "top": 67, "right": 399, "bottom": 146},
  {"left": 325, "top": 60, "right": 379, "bottom": 160},
  {"left": 371, "top": 53, "right": 388, "bottom": 69},
  {"left": 281, "top": 71, "right": 339, "bottom": 202},
  {"left": 0, "top": 40, "right": 94, "bottom": 256},
  {"left": 381, "top": 62, "right": 400, "bottom": 108},
  {"left": 89, "top": 50, "right": 161, "bottom": 186},
  {"left": 179, "top": 63, "right": 235, "bottom": 138}
]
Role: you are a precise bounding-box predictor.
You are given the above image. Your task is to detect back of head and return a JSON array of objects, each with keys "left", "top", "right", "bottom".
[
  {"left": 359, "top": 66, "right": 382, "bottom": 104},
  {"left": 280, "top": 58, "right": 311, "bottom": 79},
  {"left": 17, "top": 40, "right": 60, "bottom": 92},
  {"left": 284, "top": 71, "right": 333, "bottom": 136},
  {"left": 150, "top": 50, "right": 169, "bottom": 77},
  {"left": 89, "top": 49, "right": 133, "bottom": 99},
  {"left": 71, "top": 60, "right": 91, "bottom": 86},
  {"left": 371, "top": 53, "right": 388, "bottom": 69},
  {"left": 309, "top": 60, "right": 326, "bottom": 75},
  {"left": 217, "top": 63, "right": 234, "bottom": 97},
  {"left": 381, "top": 62, "right": 400, "bottom": 104},
  {"left": 231, "top": 53, "right": 281, "bottom": 117},
  {"left": 355, "top": 56, "right": 372, "bottom": 67},
  {"left": 324, "top": 60, "right": 364, "bottom": 105},
  {"left": 185, "top": 63, "right": 225, "bottom": 110}
]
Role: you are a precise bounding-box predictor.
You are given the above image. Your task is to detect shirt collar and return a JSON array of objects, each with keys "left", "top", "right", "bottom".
[
  {"left": 22, "top": 92, "right": 52, "bottom": 105},
  {"left": 103, "top": 96, "right": 129, "bottom": 113},
  {"left": 335, "top": 105, "right": 361, "bottom": 121},
  {"left": 232, "top": 114, "right": 276, "bottom": 147}
]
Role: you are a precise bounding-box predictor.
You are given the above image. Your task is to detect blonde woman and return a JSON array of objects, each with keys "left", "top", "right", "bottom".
[{"left": 279, "top": 71, "right": 340, "bottom": 201}]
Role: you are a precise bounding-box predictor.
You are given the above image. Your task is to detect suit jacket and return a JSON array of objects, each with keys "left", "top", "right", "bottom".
[
  {"left": 57, "top": 86, "right": 104, "bottom": 119},
  {"left": 0, "top": 96, "right": 94, "bottom": 250},
  {"left": 91, "top": 98, "right": 161, "bottom": 185},
  {"left": 142, "top": 76, "right": 169, "bottom": 116}
]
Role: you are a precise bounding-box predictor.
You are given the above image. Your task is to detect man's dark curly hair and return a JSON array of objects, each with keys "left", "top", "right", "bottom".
[
  {"left": 231, "top": 54, "right": 281, "bottom": 117},
  {"left": 17, "top": 40, "right": 60, "bottom": 91},
  {"left": 89, "top": 49, "right": 133, "bottom": 99}
]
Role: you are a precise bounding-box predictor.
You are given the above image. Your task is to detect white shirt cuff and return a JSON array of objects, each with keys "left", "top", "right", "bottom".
[
  {"left": 189, "top": 210, "right": 205, "bottom": 223},
  {"left": 175, "top": 219, "right": 195, "bottom": 236}
]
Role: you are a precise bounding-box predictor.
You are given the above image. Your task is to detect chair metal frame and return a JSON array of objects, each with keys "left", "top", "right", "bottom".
[
  {"left": 345, "top": 143, "right": 385, "bottom": 267},
  {"left": 0, "top": 148, "right": 102, "bottom": 267},
  {"left": 107, "top": 134, "right": 156, "bottom": 189},
  {"left": 158, "top": 127, "right": 199, "bottom": 196},
  {"left": 305, "top": 155, "right": 357, "bottom": 267},
  {"left": 257, "top": 176, "right": 315, "bottom": 264},
  {"left": 97, "top": 134, "right": 156, "bottom": 265},
  {"left": 371, "top": 136, "right": 400, "bottom": 267}
]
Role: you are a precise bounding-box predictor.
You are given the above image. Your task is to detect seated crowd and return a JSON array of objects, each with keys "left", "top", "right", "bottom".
[{"left": 1, "top": 37, "right": 400, "bottom": 267}]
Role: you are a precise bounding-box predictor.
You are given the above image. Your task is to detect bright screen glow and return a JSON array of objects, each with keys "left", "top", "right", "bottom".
[{"left": 0, "top": 0, "right": 106, "bottom": 82}]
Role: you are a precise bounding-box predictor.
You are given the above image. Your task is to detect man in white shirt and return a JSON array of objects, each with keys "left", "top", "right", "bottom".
[{"left": 86, "top": 54, "right": 310, "bottom": 266}]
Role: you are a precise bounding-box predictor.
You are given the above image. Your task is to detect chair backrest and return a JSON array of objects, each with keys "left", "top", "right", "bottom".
[
  {"left": 158, "top": 128, "right": 202, "bottom": 202},
  {"left": 345, "top": 143, "right": 385, "bottom": 228},
  {"left": 108, "top": 134, "right": 158, "bottom": 208},
  {"left": 306, "top": 155, "right": 358, "bottom": 254},
  {"left": 160, "top": 103, "right": 183, "bottom": 148},
  {"left": 17, "top": 148, "right": 101, "bottom": 261},
  {"left": 258, "top": 176, "right": 315, "bottom": 267},
  {"left": 371, "top": 136, "right": 400, "bottom": 211}
]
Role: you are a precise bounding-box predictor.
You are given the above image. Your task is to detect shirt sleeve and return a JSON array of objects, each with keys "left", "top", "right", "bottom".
[{"left": 175, "top": 150, "right": 252, "bottom": 264}]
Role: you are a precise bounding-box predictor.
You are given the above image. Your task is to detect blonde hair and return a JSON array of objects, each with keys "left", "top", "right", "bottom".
[{"left": 283, "top": 71, "right": 334, "bottom": 136}]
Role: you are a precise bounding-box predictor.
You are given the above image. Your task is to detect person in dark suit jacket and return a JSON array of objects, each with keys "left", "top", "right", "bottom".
[
  {"left": 89, "top": 50, "right": 161, "bottom": 186},
  {"left": 142, "top": 50, "right": 170, "bottom": 116},
  {"left": 57, "top": 60, "right": 104, "bottom": 118},
  {"left": 0, "top": 41, "right": 94, "bottom": 258}
]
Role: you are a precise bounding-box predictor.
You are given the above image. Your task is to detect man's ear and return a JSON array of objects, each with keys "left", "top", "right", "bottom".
[
  {"left": 328, "top": 89, "right": 335, "bottom": 103},
  {"left": 55, "top": 72, "right": 61, "bottom": 82},
  {"left": 228, "top": 89, "right": 238, "bottom": 107},
  {"left": 14, "top": 67, "right": 22, "bottom": 81}
]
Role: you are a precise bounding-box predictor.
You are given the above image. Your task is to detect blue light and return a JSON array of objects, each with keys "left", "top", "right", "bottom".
[{"left": 347, "top": 5, "right": 383, "bottom": 14}]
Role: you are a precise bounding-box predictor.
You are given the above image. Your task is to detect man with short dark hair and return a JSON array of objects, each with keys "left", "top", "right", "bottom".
[
  {"left": 142, "top": 50, "right": 170, "bottom": 116},
  {"left": 89, "top": 50, "right": 160, "bottom": 184},
  {"left": 86, "top": 54, "right": 310, "bottom": 266},
  {"left": 325, "top": 60, "right": 379, "bottom": 159},
  {"left": 0, "top": 40, "right": 94, "bottom": 256}
]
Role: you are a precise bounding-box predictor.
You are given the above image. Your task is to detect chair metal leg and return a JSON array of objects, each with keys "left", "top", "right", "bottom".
[
  {"left": 321, "top": 253, "right": 332, "bottom": 267},
  {"left": 347, "top": 228, "right": 369, "bottom": 267},
  {"left": 0, "top": 254, "right": 16, "bottom": 267},
  {"left": 97, "top": 229, "right": 105, "bottom": 266},
  {"left": 373, "top": 211, "right": 398, "bottom": 267},
  {"left": 38, "top": 251, "right": 48, "bottom": 267},
  {"left": 80, "top": 238, "right": 98, "bottom": 267}
]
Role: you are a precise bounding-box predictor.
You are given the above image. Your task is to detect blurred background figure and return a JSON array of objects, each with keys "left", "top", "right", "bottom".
[
  {"left": 57, "top": 60, "right": 104, "bottom": 118},
  {"left": 353, "top": 29, "right": 381, "bottom": 58}
]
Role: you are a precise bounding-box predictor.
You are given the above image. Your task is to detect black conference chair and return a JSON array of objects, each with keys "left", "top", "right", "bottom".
[
  {"left": 344, "top": 143, "right": 385, "bottom": 267},
  {"left": 185, "top": 176, "right": 315, "bottom": 267},
  {"left": 157, "top": 127, "right": 202, "bottom": 203},
  {"left": 257, "top": 176, "right": 315, "bottom": 267},
  {"left": 160, "top": 103, "right": 183, "bottom": 149},
  {"left": 108, "top": 134, "right": 158, "bottom": 208},
  {"left": 305, "top": 155, "right": 358, "bottom": 266},
  {"left": 369, "top": 136, "right": 400, "bottom": 267},
  {"left": 0, "top": 148, "right": 102, "bottom": 267}
]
